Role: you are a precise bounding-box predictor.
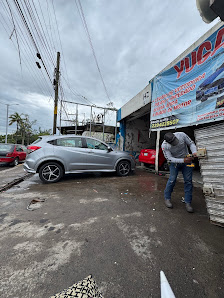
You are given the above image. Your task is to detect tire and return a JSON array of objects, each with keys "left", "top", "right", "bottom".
[
  {"left": 39, "top": 162, "right": 63, "bottom": 183},
  {"left": 160, "top": 162, "right": 169, "bottom": 171},
  {"left": 116, "top": 160, "right": 131, "bottom": 177},
  {"left": 11, "top": 157, "right": 19, "bottom": 167}
]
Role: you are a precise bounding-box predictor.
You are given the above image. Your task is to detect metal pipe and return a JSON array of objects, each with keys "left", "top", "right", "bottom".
[
  {"left": 75, "top": 103, "right": 78, "bottom": 134},
  {"left": 115, "top": 110, "right": 118, "bottom": 145},
  {"left": 90, "top": 106, "right": 92, "bottom": 136},
  {"left": 5, "top": 104, "right": 9, "bottom": 144},
  {"left": 103, "top": 109, "right": 105, "bottom": 141}
]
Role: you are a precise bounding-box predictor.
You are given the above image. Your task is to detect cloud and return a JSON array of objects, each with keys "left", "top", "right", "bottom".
[{"left": 0, "top": 0, "right": 219, "bottom": 134}]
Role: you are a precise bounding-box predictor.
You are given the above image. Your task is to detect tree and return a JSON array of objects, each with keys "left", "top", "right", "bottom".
[
  {"left": 9, "top": 112, "right": 23, "bottom": 143},
  {"left": 6, "top": 112, "right": 51, "bottom": 145},
  {"left": 19, "top": 114, "right": 37, "bottom": 145}
]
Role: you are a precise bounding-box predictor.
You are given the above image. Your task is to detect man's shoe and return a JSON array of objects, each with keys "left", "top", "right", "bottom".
[
  {"left": 186, "top": 203, "right": 194, "bottom": 213},
  {"left": 165, "top": 200, "right": 173, "bottom": 208}
]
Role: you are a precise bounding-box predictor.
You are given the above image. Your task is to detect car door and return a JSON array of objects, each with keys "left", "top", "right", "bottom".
[
  {"left": 83, "top": 138, "right": 114, "bottom": 170},
  {"left": 53, "top": 137, "right": 87, "bottom": 171},
  {"left": 16, "top": 145, "right": 26, "bottom": 161}
]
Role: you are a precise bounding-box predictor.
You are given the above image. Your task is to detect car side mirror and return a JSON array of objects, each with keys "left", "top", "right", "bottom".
[{"left": 107, "top": 146, "right": 113, "bottom": 152}]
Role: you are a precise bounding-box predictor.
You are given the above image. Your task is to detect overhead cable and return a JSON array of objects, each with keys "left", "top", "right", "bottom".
[{"left": 75, "top": 0, "right": 112, "bottom": 104}]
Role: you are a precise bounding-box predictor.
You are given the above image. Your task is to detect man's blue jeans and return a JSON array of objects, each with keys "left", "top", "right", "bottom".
[{"left": 164, "top": 163, "right": 193, "bottom": 203}]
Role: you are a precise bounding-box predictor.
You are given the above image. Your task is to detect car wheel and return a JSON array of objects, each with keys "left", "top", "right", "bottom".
[
  {"left": 39, "top": 162, "right": 63, "bottom": 183},
  {"left": 160, "top": 162, "right": 169, "bottom": 171},
  {"left": 116, "top": 160, "right": 131, "bottom": 177},
  {"left": 11, "top": 157, "right": 19, "bottom": 167}
]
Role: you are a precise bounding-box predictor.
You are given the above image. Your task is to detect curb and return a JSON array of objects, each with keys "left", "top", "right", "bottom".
[{"left": 0, "top": 173, "right": 34, "bottom": 193}]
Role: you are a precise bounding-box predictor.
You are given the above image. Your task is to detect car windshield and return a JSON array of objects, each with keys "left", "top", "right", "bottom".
[{"left": 0, "top": 144, "right": 14, "bottom": 152}]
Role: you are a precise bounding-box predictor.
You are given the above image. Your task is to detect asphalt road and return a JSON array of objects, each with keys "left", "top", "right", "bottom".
[
  {"left": 0, "top": 163, "right": 11, "bottom": 171},
  {"left": 0, "top": 168, "right": 223, "bottom": 297}
]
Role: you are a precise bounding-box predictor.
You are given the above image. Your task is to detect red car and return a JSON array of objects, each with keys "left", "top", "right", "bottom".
[
  {"left": 0, "top": 144, "right": 27, "bottom": 166},
  {"left": 138, "top": 148, "right": 169, "bottom": 171}
]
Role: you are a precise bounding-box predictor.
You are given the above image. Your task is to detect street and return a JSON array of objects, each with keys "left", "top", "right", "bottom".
[
  {"left": 0, "top": 163, "right": 11, "bottom": 171},
  {"left": 0, "top": 167, "right": 223, "bottom": 298}
]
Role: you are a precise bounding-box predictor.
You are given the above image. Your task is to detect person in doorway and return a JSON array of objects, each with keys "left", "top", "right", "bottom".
[{"left": 161, "top": 132, "right": 197, "bottom": 213}]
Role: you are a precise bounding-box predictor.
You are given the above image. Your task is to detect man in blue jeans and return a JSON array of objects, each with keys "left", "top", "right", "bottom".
[{"left": 161, "top": 132, "right": 197, "bottom": 213}]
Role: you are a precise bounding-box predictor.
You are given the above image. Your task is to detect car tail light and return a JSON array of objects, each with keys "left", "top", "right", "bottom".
[
  {"left": 27, "top": 145, "right": 41, "bottom": 154},
  {"left": 6, "top": 152, "right": 13, "bottom": 157}
]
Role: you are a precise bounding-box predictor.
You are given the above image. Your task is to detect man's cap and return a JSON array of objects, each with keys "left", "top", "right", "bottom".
[{"left": 164, "top": 132, "right": 179, "bottom": 146}]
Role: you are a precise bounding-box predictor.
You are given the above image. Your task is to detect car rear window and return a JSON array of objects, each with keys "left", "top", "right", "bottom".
[
  {"left": 32, "top": 137, "right": 42, "bottom": 144},
  {"left": 0, "top": 144, "right": 14, "bottom": 152}
]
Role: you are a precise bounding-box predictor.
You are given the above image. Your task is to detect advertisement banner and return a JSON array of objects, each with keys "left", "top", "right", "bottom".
[{"left": 151, "top": 25, "right": 224, "bottom": 130}]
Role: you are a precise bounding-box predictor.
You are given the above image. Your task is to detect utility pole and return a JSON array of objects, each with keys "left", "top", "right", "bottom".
[
  {"left": 75, "top": 103, "right": 78, "bottom": 134},
  {"left": 5, "top": 104, "right": 9, "bottom": 144},
  {"left": 53, "top": 52, "right": 60, "bottom": 135}
]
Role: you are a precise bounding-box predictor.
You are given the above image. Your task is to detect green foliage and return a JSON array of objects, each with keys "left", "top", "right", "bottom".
[{"left": 3, "top": 112, "right": 52, "bottom": 145}]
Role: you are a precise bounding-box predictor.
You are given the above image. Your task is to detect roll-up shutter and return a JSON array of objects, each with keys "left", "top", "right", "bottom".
[{"left": 194, "top": 123, "right": 224, "bottom": 226}]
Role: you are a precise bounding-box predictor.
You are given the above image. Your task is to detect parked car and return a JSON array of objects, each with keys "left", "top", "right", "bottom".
[
  {"left": 24, "top": 135, "right": 136, "bottom": 183},
  {"left": 0, "top": 144, "right": 27, "bottom": 166},
  {"left": 138, "top": 148, "right": 169, "bottom": 171}
]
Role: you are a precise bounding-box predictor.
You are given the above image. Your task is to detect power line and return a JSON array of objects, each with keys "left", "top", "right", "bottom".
[
  {"left": 0, "top": 7, "right": 53, "bottom": 98},
  {"left": 6, "top": 0, "right": 22, "bottom": 68},
  {"left": 61, "top": 75, "right": 95, "bottom": 106},
  {"left": 75, "top": 0, "right": 112, "bottom": 104},
  {"left": 13, "top": 0, "right": 52, "bottom": 82},
  {"left": 51, "top": 0, "right": 71, "bottom": 91}
]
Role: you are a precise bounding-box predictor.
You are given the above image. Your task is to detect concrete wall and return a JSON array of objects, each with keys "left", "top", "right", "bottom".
[{"left": 124, "top": 114, "right": 156, "bottom": 156}]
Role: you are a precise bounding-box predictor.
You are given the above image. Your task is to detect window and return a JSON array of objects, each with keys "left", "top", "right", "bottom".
[
  {"left": 86, "top": 139, "right": 108, "bottom": 150},
  {"left": 56, "top": 138, "right": 83, "bottom": 148},
  {"left": 0, "top": 144, "right": 14, "bottom": 152},
  {"left": 22, "top": 145, "right": 27, "bottom": 152},
  {"left": 33, "top": 137, "right": 42, "bottom": 144},
  {"left": 16, "top": 145, "right": 23, "bottom": 152}
]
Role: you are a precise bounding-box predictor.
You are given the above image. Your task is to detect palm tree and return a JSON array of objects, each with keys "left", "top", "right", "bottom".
[
  {"left": 9, "top": 112, "right": 23, "bottom": 143},
  {"left": 20, "top": 114, "right": 36, "bottom": 145}
]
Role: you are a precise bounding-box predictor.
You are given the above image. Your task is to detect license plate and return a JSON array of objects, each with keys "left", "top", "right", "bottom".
[{"left": 144, "top": 153, "right": 148, "bottom": 156}]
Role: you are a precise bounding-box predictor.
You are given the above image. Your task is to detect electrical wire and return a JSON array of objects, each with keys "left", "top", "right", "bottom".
[
  {"left": 13, "top": 0, "right": 52, "bottom": 82},
  {"left": 61, "top": 75, "right": 95, "bottom": 106},
  {"left": 75, "top": 0, "right": 112, "bottom": 104},
  {"left": 5, "top": 0, "right": 22, "bottom": 68},
  {"left": 0, "top": 7, "right": 53, "bottom": 98}
]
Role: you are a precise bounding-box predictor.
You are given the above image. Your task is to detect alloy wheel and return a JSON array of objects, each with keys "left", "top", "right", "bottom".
[
  {"left": 117, "top": 161, "right": 130, "bottom": 176},
  {"left": 41, "top": 164, "right": 61, "bottom": 182}
]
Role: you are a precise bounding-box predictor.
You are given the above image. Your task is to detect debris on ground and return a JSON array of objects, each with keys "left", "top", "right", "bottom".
[{"left": 27, "top": 198, "right": 45, "bottom": 211}]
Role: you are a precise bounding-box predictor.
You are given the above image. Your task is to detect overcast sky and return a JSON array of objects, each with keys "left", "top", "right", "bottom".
[{"left": 0, "top": 0, "right": 219, "bottom": 135}]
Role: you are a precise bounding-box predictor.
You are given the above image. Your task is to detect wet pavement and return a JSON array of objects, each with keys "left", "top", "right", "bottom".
[
  {"left": 0, "top": 168, "right": 223, "bottom": 297},
  {"left": 0, "top": 163, "right": 31, "bottom": 191}
]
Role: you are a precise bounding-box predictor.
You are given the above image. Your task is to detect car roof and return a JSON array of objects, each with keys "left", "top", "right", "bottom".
[{"left": 36, "top": 135, "right": 108, "bottom": 143}]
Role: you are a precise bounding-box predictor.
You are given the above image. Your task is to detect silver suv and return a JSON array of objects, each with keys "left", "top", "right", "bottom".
[{"left": 24, "top": 135, "right": 135, "bottom": 183}]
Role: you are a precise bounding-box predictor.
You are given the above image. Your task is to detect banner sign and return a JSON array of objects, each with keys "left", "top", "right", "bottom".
[{"left": 150, "top": 25, "right": 224, "bottom": 130}]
